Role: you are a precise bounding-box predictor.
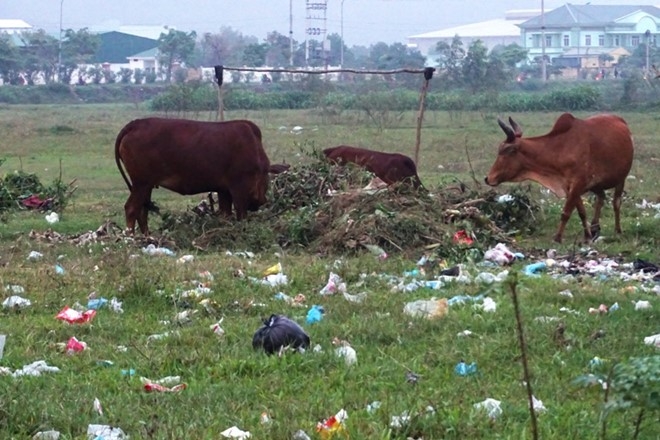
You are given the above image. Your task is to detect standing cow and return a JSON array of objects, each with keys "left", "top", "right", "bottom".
[
  {"left": 323, "top": 145, "right": 424, "bottom": 189},
  {"left": 485, "top": 113, "right": 634, "bottom": 243},
  {"left": 115, "top": 118, "right": 270, "bottom": 235}
]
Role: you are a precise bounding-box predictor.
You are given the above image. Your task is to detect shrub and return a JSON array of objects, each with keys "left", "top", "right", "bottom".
[
  {"left": 133, "top": 68, "right": 145, "bottom": 85},
  {"left": 0, "top": 165, "right": 73, "bottom": 212},
  {"left": 119, "top": 68, "right": 133, "bottom": 84}
]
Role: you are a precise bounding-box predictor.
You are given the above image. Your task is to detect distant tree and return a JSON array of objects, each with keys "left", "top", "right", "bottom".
[
  {"left": 264, "top": 31, "right": 295, "bottom": 67},
  {"left": 86, "top": 64, "right": 103, "bottom": 84},
  {"left": 119, "top": 68, "right": 133, "bottom": 84},
  {"left": 367, "top": 42, "right": 425, "bottom": 70},
  {"left": 461, "top": 40, "right": 490, "bottom": 92},
  {"left": 490, "top": 43, "right": 528, "bottom": 69},
  {"left": 197, "top": 26, "right": 256, "bottom": 67},
  {"left": 242, "top": 43, "right": 267, "bottom": 67},
  {"left": 19, "top": 30, "right": 59, "bottom": 84},
  {"left": 102, "top": 68, "right": 116, "bottom": 84},
  {"left": 348, "top": 44, "right": 370, "bottom": 69},
  {"left": 158, "top": 29, "right": 197, "bottom": 82},
  {"left": 489, "top": 43, "right": 528, "bottom": 83},
  {"left": 0, "top": 34, "right": 22, "bottom": 85},
  {"left": 133, "top": 68, "right": 145, "bottom": 84},
  {"left": 325, "top": 32, "right": 354, "bottom": 67},
  {"left": 59, "top": 28, "right": 100, "bottom": 84},
  {"left": 617, "top": 43, "right": 660, "bottom": 77},
  {"left": 434, "top": 35, "right": 465, "bottom": 86},
  {"left": 173, "top": 66, "right": 188, "bottom": 83}
]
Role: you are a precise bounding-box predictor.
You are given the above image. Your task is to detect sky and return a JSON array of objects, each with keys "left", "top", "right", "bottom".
[{"left": 6, "top": 0, "right": 660, "bottom": 46}]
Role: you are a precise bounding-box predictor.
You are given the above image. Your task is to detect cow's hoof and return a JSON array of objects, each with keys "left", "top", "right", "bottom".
[{"left": 553, "top": 234, "right": 563, "bottom": 243}]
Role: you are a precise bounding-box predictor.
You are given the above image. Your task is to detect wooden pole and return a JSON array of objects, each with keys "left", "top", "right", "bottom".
[
  {"left": 214, "top": 65, "right": 225, "bottom": 121},
  {"left": 414, "top": 67, "right": 435, "bottom": 166}
]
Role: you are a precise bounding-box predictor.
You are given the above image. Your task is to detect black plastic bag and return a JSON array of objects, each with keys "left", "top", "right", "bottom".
[{"left": 252, "top": 314, "right": 310, "bottom": 355}]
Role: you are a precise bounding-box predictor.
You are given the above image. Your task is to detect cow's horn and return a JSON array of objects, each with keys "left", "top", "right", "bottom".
[
  {"left": 497, "top": 118, "right": 516, "bottom": 143},
  {"left": 508, "top": 117, "right": 523, "bottom": 137}
]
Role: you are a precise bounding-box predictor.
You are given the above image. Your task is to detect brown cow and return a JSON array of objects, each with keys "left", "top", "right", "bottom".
[
  {"left": 323, "top": 145, "right": 424, "bottom": 188},
  {"left": 485, "top": 113, "right": 634, "bottom": 243},
  {"left": 115, "top": 118, "right": 270, "bottom": 235}
]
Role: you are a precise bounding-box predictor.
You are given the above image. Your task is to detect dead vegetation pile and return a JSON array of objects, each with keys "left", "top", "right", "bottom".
[{"left": 159, "top": 158, "right": 541, "bottom": 259}]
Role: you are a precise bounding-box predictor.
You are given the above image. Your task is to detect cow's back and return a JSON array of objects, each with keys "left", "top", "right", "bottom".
[{"left": 323, "top": 146, "right": 372, "bottom": 166}]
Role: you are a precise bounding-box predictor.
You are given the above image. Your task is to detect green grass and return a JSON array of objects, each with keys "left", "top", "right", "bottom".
[{"left": 0, "top": 105, "right": 659, "bottom": 439}]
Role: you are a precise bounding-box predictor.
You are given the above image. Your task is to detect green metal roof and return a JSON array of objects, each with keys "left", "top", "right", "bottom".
[
  {"left": 91, "top": 31, "right": 158, "bottom": 64},
  {"left": 128, "top": 47, "right": 158, "bottom": 59}
]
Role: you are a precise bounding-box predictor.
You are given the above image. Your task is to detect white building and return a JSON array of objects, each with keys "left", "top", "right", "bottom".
[
  {"left": 0, "top": 19, "right": 32, "bottom": 34},
  {"left": 407, "top": 10, "right": 542, "bottom": 64}
]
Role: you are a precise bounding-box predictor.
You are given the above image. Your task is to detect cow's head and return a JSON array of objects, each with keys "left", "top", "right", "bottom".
[
  {"left": 248, "top": 168, "right": 270, "bottom": 212},
  {"left": 485, "top": 117, "right": 524, "bottom": 186}
]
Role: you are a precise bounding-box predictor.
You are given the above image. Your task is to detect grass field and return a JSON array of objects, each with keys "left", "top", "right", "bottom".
[{"left": 0, "top": 104, "right": 659, "bottom": 439}]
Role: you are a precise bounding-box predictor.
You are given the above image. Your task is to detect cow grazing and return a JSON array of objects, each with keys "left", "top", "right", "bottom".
[
  {"left": 205, "top": 162, "right": 290, "bottom": 213},
  {"left": 115, "top": 118, "right": 270, "bottom": 235},
  {"left": 323, "top": 145, "right": 424, "bottom": 188},
  {"left": 485, "top": 113, "right": 634, "bottom": 243}
]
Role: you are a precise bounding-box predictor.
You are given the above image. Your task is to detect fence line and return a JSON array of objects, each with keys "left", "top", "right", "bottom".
[
  {"left": 220, "top": 66, "right": 431, "bottom": 75},
  {"left": 212, "top": 65, "right": 436, "bottom": 167}
]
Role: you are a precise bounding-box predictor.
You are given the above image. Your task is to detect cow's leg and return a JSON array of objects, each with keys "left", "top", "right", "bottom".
[
  {"left": 232, "top": 197, "right": 247, "bottom": 220},
  {"left": 124, "top": 186, "right": 151, "bottom": 236},
  {"left": 554, "top": 191, "right": 589, "bottom": 243},
  {"left": 208, "top": 192, "right": 216, "bottom": 213},
  {"left": 138, "top": 187, "right": 153, "bottom": 236},
  {"left": 573, "top": 196, "right": 592, "bottom": 242},
  {"left": 612, "top": 182, "right": 625, "bottom": 234},
  {"left": 229, "top": 188, "right": 248, "bottom": 220},
  {"left": 124, "top": 193, "right": 138, "bottom": 235},
  {"left": 216, "top": 190, "right": 233, "bottom": 218},
  {"left": 590, "top": 190, "right": 606, "bottom": 237}
]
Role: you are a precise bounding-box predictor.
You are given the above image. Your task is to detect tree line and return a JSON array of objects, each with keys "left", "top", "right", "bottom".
[{"left": 1, "top": 25, "right": 658, "bottom": 87}]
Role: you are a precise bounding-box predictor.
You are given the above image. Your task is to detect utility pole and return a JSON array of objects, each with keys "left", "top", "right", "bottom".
[
  {"left": 645, "top": 29, "right": 651, "bottom": 74},
  {"left": 289, "top": 0, "right": 294, "bottom": 66},
  {"left": 541, "top": 0, "right": 547, "bottom": 82},
  {"left": 340, "top": 0, "right": 345, "bottom": 67},
  {"left": 58, "top": 0, "right": 64, "bottom": 82}
]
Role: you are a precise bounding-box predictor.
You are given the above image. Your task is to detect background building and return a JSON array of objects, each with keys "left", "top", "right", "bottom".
[
  {"left": 519, "top": 4, "right": 660, "bottom": 76},
  {"left": 407, "top": 10, "right": 541, "bottom": 64},
  {"left": 0, "top": 19, "right": 32, "bottom": 34}
]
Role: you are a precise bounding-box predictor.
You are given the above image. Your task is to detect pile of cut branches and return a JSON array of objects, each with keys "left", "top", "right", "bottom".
[{"left": 158, "top": 157, "right": 541, "bottom": 258}]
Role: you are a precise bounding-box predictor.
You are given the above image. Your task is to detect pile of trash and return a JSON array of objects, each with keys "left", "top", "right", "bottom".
[{"left": 160, "top": 158, "right": 541, "bottom": 256}]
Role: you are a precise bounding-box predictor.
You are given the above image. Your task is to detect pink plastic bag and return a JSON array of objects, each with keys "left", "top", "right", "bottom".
[{"left": 56, "top": 306, "right": 96, "bottom": 324}]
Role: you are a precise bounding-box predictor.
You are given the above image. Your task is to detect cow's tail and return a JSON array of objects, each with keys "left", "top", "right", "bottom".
[
  {"left": 114, "top": 121, "right": 160, "bottom": 213},
  {"left": 114, "top": 122, "right": 134, "bottom": 192}
]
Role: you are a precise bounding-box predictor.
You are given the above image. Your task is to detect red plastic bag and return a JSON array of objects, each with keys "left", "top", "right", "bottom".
[
  {"left": 453, "top": 230, "right": 474, "bottom": 246},
  {"left": 66, "top": 336, "right": 87, "bottom": 354},
  {"left": 56, "top": 306, "right": 96, "bottom": 324}
]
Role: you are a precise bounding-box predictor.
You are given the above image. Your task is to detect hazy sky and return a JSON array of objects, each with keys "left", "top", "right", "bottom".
[{"left": 6, "top": 0, "right": 660, "bottom": 46}]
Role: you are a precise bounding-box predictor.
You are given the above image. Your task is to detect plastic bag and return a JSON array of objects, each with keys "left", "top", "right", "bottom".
[
  {"left": 403, "top": 298, "right": 448, "bottom": 319},
  {"left": 252, "top": 315, "right": 310, "bottom": 355}
]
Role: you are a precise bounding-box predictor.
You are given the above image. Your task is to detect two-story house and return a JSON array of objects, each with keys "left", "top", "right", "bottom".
[{"left": 519, "top": 4, "right": 660, "bottom": 75}]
